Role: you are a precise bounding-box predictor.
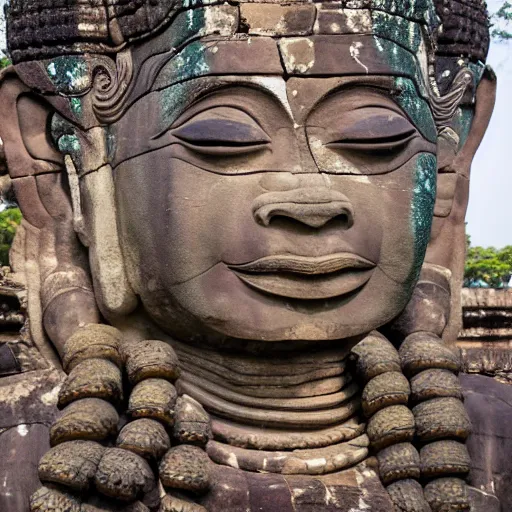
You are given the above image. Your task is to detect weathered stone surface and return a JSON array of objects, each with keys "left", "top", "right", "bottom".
[
  {"left": 362, "top": 371, "right": 410, "bottom": 417},
  {"left": 386, "top": 479, "right": 431, "bottom": 512},
  {"left": 123, "top": 340, "right": 180, "bottom": 385},
  {"left": 420, "top": 440, "right": 471, "bottom": 478},
  {"left": 377, "top": 443, "right": 420, "bottom": 485},
  {"left": 50, "top": 398, "right": 119, "bottom": 446},
  {"left": 94, "top": 448, "right": 155, "bottom": 501},
  {"left": 460, "top": 348, "right": 512, "bottom": 383},
  {"left": 424, "top": 477, "right": 470, "bottom": 512},
  {"left": 58, "top": 359, "right": 123, "bottom": 407},
  {"left": 457, "top": 289, "right": 512, "bottom": 383},
  {"left": 116, "top": 418, "right": 171, "bottom": 461},
  {"left": 30, "top": 486, "right": 81, "bottom": 512},
  {"left": 200, "top": 461, "right": 395, "bottom": 511},
  {"left": 206, "top": 435, "right": 369, "bottom": 475},
  {"left": 159, "top": 494, "right": 207, "bottom": 512},
  {"left": 314, "top": 8, "right": 371, "bottom": 35},
  {"left": 160, "top": 445, "right": 211, "bottom": 494},
  {"left": 462, "top": 374, "right": 512, "bottom": 511},
  {"left": 351, "top": 332, "right": 401, "bottom": 383},
  {"left": 62, "top": 324, "right": 122, "bottom": 372},
  {"left": 391, "top": 271, "right": 451, "bottom": 338},
  {"left": 127, "top": 378, "right": 177, "bottom": 426},
  {"left": 173, "top": 395, "right": 212, "bottom": 446},
  {"left": 38, "top": 440, "right": 105, "bottom": 492},
  {"left": 1, "top": 424, "right": 54, "bottom": 512},
  {"left": 0, "top": 1, "right": 499, "bottom": 511},
  {"left": 410, "top": 369, "right": 462, "bottom": 402},
  {"left": 211, "top": 416, "right": 365, "bottom": 451},
  {"left": 0, "top": 368, "right": 63, "bottom": 428},
  {"left": 240, "top": 4, "right": 316, "bottom": 36},
  {"left": 461, "top": 287, "right": 512, "bottom": 309},
  {"left": 400, "top": 333, "right": 460, "bottom": 376},
  {"left": 367, "top": 405, "right": 415, "bottom": 451},
  {"left": 413, "top": 397, "right": 471, "bottom": 442}
]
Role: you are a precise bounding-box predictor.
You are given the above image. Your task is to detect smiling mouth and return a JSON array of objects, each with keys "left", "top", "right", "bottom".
[{"left": 228, "top": 253, "right": 376, "bottom": 300}]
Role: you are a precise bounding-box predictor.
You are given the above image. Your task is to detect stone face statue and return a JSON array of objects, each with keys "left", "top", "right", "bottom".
[{"left": 0, "top": 1, "right": 506, "bottom": 511}]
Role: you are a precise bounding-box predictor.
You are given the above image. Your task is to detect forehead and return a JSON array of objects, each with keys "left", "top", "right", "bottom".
[
  {"left": 129, "top": 3, "right": 433, "bottom": 97},
  {"left": 12, "top": 1, "right": 440, "bottom": 100},
  {"left": 13, "top": 2, "right": 439, "bottom": 137}
]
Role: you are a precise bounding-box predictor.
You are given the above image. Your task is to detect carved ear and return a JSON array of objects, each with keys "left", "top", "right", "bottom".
[
  {"left": 0, "top": 68, "right": 100, "bottom": 359},
  {"left": 426, "top": 69, "right": 497, "bottom": 342},
  {"left": 431, "top": 67, "right": 497, "bottom": 236},
  {"left": 392, "top": 70, "right": 497, "bottom": 344},
  {"left": 440, "top": 66, "right": 497, "bottom": 180},
  {"left": 455, "top": 67, "right": 497, "bottom": 178}
]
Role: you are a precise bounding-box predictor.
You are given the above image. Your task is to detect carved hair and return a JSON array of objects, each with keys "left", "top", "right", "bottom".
[
  {"left": 6, "top": 0, "right": 177, "bottom": 62},
  {"left": 7, "top": 0, "right": 490, "bottom": 69},
  {"left": 433, "top": 0, "right": 490, "bottom": 64}
]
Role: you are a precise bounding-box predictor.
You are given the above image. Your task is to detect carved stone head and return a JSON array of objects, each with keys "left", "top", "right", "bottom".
[
  {"left": 0, "top": 2, "right": 499, "bottom": 511},
  {"left": 0, "top": 1, "right": 495, "bottom": 351}
]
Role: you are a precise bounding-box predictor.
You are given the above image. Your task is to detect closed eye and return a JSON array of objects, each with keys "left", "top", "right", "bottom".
[
  {"left": 170, "top": 107, "right": 270, "bottom": 156},
  {"left": 325, "top": 114, "right": 418, "bottom": 153},
  {"left": 327, "top": 130, "right": 417, "bottom": 152}
]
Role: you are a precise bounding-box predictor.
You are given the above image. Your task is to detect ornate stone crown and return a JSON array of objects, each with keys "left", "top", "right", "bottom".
[{"left": 7, "top": 0, "right": 490, "bottom": 71}]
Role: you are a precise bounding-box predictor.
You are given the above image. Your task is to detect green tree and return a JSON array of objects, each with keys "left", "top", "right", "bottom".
[
  {"left": 492, "top": 1, "right": 512, "bottom": 40},
  {"left": 464, "top": 245, "right": 512, "bottom": 288},
  {"left": 0, "top": 57, "right": 9, "bottom": 69},
  {"left": 0, "top": 208, "right": 21, "bottom": 267}
]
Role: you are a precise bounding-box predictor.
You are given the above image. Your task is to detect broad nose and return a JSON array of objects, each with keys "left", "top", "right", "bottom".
[{"left": 252, "top": 186, "right": 354, "bottom": 229}]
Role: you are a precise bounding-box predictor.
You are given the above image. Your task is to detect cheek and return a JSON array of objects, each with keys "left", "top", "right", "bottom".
[
  {"left": 362, "top": 159, "right": 432, "bottom": 284},
  {"left": 114, "top": 155, "right": 264, "bottom": 286}
]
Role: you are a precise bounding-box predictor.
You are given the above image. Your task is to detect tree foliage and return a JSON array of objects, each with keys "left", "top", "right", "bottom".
[
  {"left": 464, "top": 244, "right": 512, "bottom": 288},
  {"left": 0, "top": 208, "right": 21, "bottom": 267},
  {"left": 492, "top": 1, "right": 512, "bottom": 40}
]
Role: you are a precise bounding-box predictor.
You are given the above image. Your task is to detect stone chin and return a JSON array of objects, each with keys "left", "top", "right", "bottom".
[{"left": 133, "top": 263, "right": 416, "bottom": 343}]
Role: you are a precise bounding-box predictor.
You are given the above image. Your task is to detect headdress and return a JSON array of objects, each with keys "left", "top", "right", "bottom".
[{"left": 7, "top": 0, "right": 490, "bottom": 72}]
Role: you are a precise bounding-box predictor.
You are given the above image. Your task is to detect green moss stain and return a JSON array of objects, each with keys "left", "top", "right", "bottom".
[
  {"left": 453, "top": 107, "right": 473, "bottom": 149},
  {"left": 46, "top": 57, "right": 89, "bottom": 121},
  {"left": 46, "top": 56, "right": 90, "bottom": 94},
  {"left": 371, "top": 35, "right": 429, "bottom": 98},
  {"left": 394, "top": 77, "right": 437, "bottom": 143},
  {"left": 184, "top": 6, "right": 206, "bottom": 34},
  {"left": 51, "top": 114, "right": 82, "bottom": 160},
  {"left": 156, "top": 41, "right": 210, "bottom": 87},
  {"left": 450, "top": 61, "right": 486, "bottom": 149},
  {"left": 371, "top": 0, "right": 438, "bottom": 26},
  {"left": 159, "top": 81, "right": 196, "bottom": 133},
  {"left": 372, "top": 12, "right": 422, "bottom": 53},
  {"left": 70, "top": 97, "right": 82, "bottom": 116},
  {"left": 369, "top": 6, "right": 439, "bottom": 288},
  {"left": 57, "top": 134, "right": 81, "bottom": 155},
  {"left": 409, "top": 153, "right": 437, "bottom": 283},
  {"left": 468, "top": 61, "right": 486, "bottom": 89}
]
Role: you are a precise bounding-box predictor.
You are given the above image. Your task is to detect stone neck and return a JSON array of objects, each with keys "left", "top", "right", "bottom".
[
  {"left": 170, "top": 339, "right": 370, "bottom": 475},
  {"left": 172, "top": 339, "right": 364, "bottom": 435}
]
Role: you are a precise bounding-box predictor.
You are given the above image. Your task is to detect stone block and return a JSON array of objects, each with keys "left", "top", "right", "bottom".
[
  {"left": 240, "top": 4, "right": 316, "bottom": 36},
  {"left": 314, "top": 8, "right": 371, "bottom": 34}
]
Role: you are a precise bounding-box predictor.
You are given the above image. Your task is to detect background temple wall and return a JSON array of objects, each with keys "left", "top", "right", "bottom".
[{"left": 459, "top": 288, "right": 512, "bottom": 382}]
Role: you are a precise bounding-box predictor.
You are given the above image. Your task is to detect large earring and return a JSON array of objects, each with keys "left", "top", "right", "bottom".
[{"left": 62, "top": 125, "right": 138, "bottom": 318}]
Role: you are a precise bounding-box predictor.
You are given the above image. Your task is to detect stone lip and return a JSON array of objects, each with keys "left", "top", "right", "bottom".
[
  {"left": 228, "top": 253, "right": 375, "bottom": 275},
  {"left": 229, "top": 253, "right": 375, "bottom": 300}
]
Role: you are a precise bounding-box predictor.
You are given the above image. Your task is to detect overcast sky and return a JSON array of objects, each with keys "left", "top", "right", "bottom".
[
  {"left": 465, "top": 0, "right": 512, "bottom": 248},
  {"left": 0, "top": 1, "right": 510, "bottom": 248}
]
